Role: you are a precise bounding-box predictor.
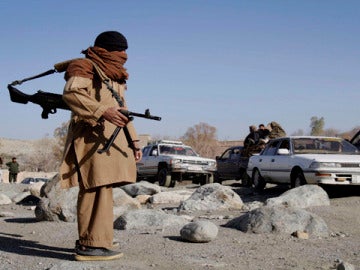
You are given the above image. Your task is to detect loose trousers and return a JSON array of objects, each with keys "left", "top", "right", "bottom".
[
  {"left": 9, "top": 173, "right": 17, "bottom": 183},
  {"left": 77, "top": 182, "right": 114, "bottom": 249}
]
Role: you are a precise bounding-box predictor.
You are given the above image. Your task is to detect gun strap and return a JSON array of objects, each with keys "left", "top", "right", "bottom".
[
  {"left": 10, "top": 69, "right": 56, "bottom": 86},
  {"left": 87, "top": 59, "right": 136, "bottom": 150}
]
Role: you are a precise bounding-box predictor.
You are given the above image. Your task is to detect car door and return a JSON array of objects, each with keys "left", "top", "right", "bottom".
[
  {"left": 350, "top": 130, "right": 360, "bottom": 150},
  {"left": 137, "top": 146, "right": 158, "bottom": 175},
  {"left": 257, "top": 140, "right": 280, "bottom": 180},
  {"left": 217, "top": 148, "right": 236, "bottom": 178},
  {"left": 268, "top": 138, "right": 292, "bottom": 183},
  {"left": 228, "top": 147, "right": 242, "bottom": 178}
]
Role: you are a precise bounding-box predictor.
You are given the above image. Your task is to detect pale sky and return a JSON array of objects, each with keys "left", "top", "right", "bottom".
[{"left": 1, "top": 0, "right": 359, "bottom": 140}]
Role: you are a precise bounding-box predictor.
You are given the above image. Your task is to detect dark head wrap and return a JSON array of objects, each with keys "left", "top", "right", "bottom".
[{"left": 94, "top": 31, "right": 128, "bottom": 52}]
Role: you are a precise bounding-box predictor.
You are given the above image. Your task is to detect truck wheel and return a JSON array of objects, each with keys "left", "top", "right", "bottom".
[
  {"left": 158, "top": 168, "right": 174, "bottom": 187},
  {"left": 200, "top": 174, "right": 214, "bottom": 185},
  {"left": 206, "top": 174, "right": 214, "bottom": 184},
  {"left": 252, "top": 169, "right": 266, "bottom": 191}
]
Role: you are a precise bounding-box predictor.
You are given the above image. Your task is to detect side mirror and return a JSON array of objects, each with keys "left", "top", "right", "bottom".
[
  {"left": 151, "top": 149, "right": 158, "bottom": 156},
  {"left": 277, "top": 148, "right": 290, "bottom": 155},
  {"left": 215, "top": 156, "right": 220, "bottom": 160}
]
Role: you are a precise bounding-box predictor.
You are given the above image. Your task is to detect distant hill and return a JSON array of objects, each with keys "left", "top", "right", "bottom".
[
  {"left": 0, "top": 138, "right": 41, "bottom": 157},
  {"left": 0, "top": 137, "right": 57, "bottom": 168}
]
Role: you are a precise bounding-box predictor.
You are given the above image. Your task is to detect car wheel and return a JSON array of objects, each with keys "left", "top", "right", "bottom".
[
  {"left": 214, "top": 172, "right": 222, "bottom": 184},
  {"left": 252, "top": 169, "right": 266, "bottom": 191},
  {"left": 292, "top": 171, "right": 306, "bottom": 188},
  {"left": 241, "top": 172, "right": 252, "bottom": 187},
  {"left": 157, "top": 168, "right": 174, "bottom": 187}
]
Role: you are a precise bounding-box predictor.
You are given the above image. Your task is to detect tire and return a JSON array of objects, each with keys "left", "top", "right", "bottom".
[
  {"left": 157, "top": 168, "right": 175, "bottom": 187},
  {"left": 214, "top": 172, "right": 222, "bottom": 184},
  {"left": 206, "top": 174, "right": 214, "bottom": 184},
  {"left": 241, "top": 171, "right": 252, "bottom": 187},
  {"left": 291, "top": 171, "right": 306, "bottom": 188},
  {"left": 252, "top": 169, "right": 266, "bottom": 191},
  {"left": 199, "top": 174, "right": 214, "bottom": 185}
]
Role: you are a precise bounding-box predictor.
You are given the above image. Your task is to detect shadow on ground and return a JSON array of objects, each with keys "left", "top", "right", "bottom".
[{"left": 0, "top": 232, "right": 74, "bottom": 260}]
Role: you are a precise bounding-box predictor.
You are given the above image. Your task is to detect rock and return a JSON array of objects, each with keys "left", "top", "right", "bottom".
[
  {"left": 180, "top": 221, "right": 218, "bottom": 243},
  {"left": 150, "top": 190, "right": 193, "bottom": 205},
  {"left": 35, "top": 175, "right": 78, "bottom": 222},
  {"left": 121, "top": 181, "right": 161, "bottom": 197},
  {"left": 113, "top": 188, "right": 141, "bottom": 208},
  {"left": 113, "top": 188, "right": 142, "bottom": 218},
  {"left": 114, "top": 209, "right": 189, "bottom": 231},
  {"left": 0, "top": 211, "right": 15, "bottom": 217},
  {"left": 27, "top": 181, "right": 45, "bottom": 197},
  {"left": 16, "top": 194, "right": 41, "bottom": 205},
  {"left": 178, "top": 183, "right": 243, "bottom": 211},
  {"left": 337, "top": 261, "right": 356, "bottom": 270},
  {"left": 291, "top": 230, "right": 309, "bottom": 239},
  {"left": 0, "top": 193, "right": 12, "bottom": 205},
  {"left": 265, "top": 185, "right": 330, "bottom": 209},
  {"left": 225, "top": 206, "right": 329, "bottom": 237},
  {"left": 136, "top": 194, "right": 151, "bottom": 204},
  {"left": 12, "top": 191, "right": 31, "bottom": 203}
]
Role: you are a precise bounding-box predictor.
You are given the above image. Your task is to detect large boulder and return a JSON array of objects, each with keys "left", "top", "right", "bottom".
[
  {"left": 35, "top": 175, "right": 78, "bottom": 222},
  {"left": 225, "top": 206, "right": 329, "bottom": 237},
  {"left": 114, "top": 209, "right": 189, "bottom": 231},
  {"left": 178, "top": 183, "right": 243, "bottom": 211},
  {"left": 265, "top": 185, "right": 330, "bottom": 209},
  {"left": 121, "top": 181, "right": 161, "bottom": 197}
]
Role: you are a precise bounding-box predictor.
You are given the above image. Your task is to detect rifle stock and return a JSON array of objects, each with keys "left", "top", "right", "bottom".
[{"left": 8, "top": 84, "right": 70, "bottom": 119}]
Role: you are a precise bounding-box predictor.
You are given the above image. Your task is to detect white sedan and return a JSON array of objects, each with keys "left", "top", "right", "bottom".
[{"left": 247, "top": 136, "right": 360, "bottom": 190}]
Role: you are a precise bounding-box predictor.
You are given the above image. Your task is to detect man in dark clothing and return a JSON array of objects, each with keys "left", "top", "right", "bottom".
[
  {"left": 6, "top": 157, "right": 19, "bottom": 183},
  {"left": 244, "top": 125, "right": 259, "bottom": 147},
  {"left": 258, "top": 124, "right": 270, "bottom": 143}
]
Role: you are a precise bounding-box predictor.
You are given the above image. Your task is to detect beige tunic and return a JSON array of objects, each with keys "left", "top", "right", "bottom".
[{"left": 60, "top": 76, "right": 138, "bottom": 189}]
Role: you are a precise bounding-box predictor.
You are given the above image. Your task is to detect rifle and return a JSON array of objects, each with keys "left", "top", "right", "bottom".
[{"left": 8, "top": 84, "right": 161, "bottom": 122}]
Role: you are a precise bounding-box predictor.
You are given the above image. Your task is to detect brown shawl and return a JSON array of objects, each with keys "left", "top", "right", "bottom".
[{"left": 65, "top": 46, "right": 128, "bottom": 82}]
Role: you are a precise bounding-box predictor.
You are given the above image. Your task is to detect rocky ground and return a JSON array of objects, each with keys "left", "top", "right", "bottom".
[{"left": 0, "top": 181, "right": 359, "bottom": 270}]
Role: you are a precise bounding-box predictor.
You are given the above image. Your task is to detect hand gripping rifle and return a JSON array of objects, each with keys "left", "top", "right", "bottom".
[{"left": 7, "top": 59, "right": 161, "bottom": 154}]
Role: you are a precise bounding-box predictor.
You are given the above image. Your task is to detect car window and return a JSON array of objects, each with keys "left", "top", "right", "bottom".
[
  {"left": 262, "top": 140, "right": 280, "bottom": 156},
  {"left": 293, "top": 138, "right": 359, "bottom": 154},
  {"left": 149, "top": 146, "right": 158, "bottom": 156},
  {"left": 278, "top": 139, "right": 290, "bottom": 151},
  {"left": 230, "top": 149, "right": 241, "bottom": 160},
  {"left": 350, "top": 130, "right": 360, "bottom": 150},
  {"left": 142, "top": 146, "right": 151, "bottom": 157},
  {"left": 220, "top": 149, "right": 232, "bottom": 160}
]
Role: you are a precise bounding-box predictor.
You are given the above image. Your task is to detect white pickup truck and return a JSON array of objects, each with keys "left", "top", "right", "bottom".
[{"left": 136, "top": 140, "right": 216, "bottom": 187}]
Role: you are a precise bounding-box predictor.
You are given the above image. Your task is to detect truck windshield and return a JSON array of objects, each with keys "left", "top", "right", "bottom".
[{"left": 159, "top": 145, "right": 197, "bottom": 156}]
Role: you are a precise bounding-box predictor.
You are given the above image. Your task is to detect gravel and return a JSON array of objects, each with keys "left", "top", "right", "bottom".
[{"left": 0, "top": 182, "right": 359, "bottom": 270}]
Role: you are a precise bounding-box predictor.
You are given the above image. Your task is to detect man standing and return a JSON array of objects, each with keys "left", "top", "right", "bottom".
[
  {"left": 60, "top": 31, "right": 142, "bottom": 261},
  {"left": 6, "top": 157, "right": 19, "bottom": 183}
]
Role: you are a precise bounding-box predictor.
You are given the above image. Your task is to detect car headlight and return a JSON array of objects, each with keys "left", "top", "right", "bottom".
[
  {"left": 309, "top": 162, "right": 341, "bottom": 168},
  {"left": 208, "top": 161, "right": 217, "bottom": 169},
  {"left": 171, "top": 159, "right": 182, "bottom": 165}
]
